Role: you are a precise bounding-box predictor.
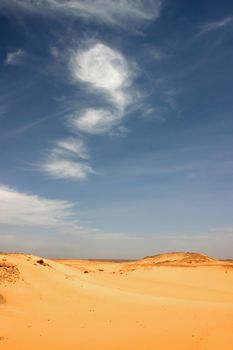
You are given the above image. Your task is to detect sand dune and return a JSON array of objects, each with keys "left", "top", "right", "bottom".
[{"left": 1, "top": 252, "right": 233, "bottom": 349}]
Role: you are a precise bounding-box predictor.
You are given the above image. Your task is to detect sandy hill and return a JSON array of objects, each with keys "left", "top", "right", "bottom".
[
  {"left": 141, "top": 252, "right": 216, "bottom": 265},
  {"left": 120, "top": 252, "right": 231, "bottom": 272},
  {"left": 0, "top": 252, "right": 233, "bottom": 350}
]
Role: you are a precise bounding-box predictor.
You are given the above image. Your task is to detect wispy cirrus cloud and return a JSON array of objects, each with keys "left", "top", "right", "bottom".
[
  {"left": 198, "top": 16, "right": 233, "bottom": 35},
  {"left": 56, "top": 138, "right": 90, "bottom": 160},
  {"left": 41, "top": 138, "right": 94, "bottom": 180},
  {"left": 0, "top": 185, "right": 126, "bottom": 240},
  {"left": 0, "top": 0, "right": 162, "bottom": 30},
  {"left": 42, "top": 158, "right": 94, "bottom": 180},
  {"left": 0, "top": 185, "right": 74, "bottom": 227},
  {"left": 41, "top": 159, "right": 95, "bottom": 180},
  {"left": 4, "top": 49, "right": 24, "bottom": 65}
]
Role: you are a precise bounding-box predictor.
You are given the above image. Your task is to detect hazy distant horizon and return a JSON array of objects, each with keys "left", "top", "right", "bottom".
[{"left": 1, "top": 248, "right": 233, "bottom": 261}]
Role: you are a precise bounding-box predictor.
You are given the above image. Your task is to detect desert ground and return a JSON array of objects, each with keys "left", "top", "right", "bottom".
[{"left": 0, "top": 252, "right": 233, "bottom": 350}]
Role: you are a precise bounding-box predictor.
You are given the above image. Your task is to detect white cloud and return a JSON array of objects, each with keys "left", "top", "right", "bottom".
[
  {"left": 5, "top": 49, "right": 24, "bottom": 65},
  {"left": 68, "top": 41, "right": 137, "bottom": 135},
  {"left": 56, "top": 138, "right": 90, "bottom": 159},
  {"left": 0, "top": 0, "right": 162, "bottom": 29},
  {"left": 199, "top": 16, "right": 233, "bottom": 35},
  {"left": 71, "top": 42, "right": 132, "bottom": 111},
  {"left": 0, "top": 185, "right": 74, "bottom": 227},
  {"left": 69, "top": 109, "right": 119, "bottom": 135},
  {"left": 41, "top": 137, "right": 94, "bottom": 180},
  {"left": 0, "top": 185, "right": 128, "bottom": 243},
  {"left": 0, "top": 184, "right": 131, "bottom": 245},
  {"left": 41, "top": 42, "right": 136, "bottom": 180},
  {"left": 42, "top": 157, "right": 94, "bottom": 180}
]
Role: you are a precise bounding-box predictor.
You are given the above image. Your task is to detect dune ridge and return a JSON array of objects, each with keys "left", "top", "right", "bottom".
[
  {"left": 142, "top": 251, "right": 216, "bottom": 263},
  {"left": 1, "top": 252, "right": 233, "bottom": 349}
]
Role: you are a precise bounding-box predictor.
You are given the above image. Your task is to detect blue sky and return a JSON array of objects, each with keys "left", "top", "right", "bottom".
[{"left": 0, "top": 0, "right": 233, "bottom": 259}]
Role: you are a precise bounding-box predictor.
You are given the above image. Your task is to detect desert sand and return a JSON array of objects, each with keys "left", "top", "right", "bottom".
[{"left": 0, "top": 252, "right": 233, "bottom": 350}]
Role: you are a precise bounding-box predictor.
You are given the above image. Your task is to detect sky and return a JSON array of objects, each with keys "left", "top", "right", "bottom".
[{"left": 0, "top": 0, "right": 233, "bottom": 259}]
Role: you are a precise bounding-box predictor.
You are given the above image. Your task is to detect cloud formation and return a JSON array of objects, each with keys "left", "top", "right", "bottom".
[
  {"left": 42, "top": 158, "right": 94, "bottom": 180},
  {"left": 41, "top": 138, "right": 94, "bottom": 180},
  {"left": 199, "top": 16, "right": 233, "bottom": 35},
  {"left": 0, "top": 185, "right": 126, "bottom": 241},
  {"left": 56, "top": 138, "right": 90, "bottom": 160},
  {"left": 69, "top": 109, "right": 119, "bottom": 135},
  {"left": 0, "top": 0, "right": 162, "bottom": 29},
  {"left": 41, "top": 41, "right": 137, "bottom": 179},
  {"left": 0, "top": 185, "right": 74, "bottom": 227},
  {"left": 69, "top": 41, "right": 135, "bottom": 136},
  {"left": 5, "top": 49, "right": 24, "bottom": 65},
  {"left": 71, "top": 43, "right": 132, "bottom": 111}
]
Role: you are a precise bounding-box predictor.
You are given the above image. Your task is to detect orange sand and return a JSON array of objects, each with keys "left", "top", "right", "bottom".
[{"left": 0, "top": 252, "right": 233, "bottom": 349}]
